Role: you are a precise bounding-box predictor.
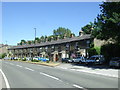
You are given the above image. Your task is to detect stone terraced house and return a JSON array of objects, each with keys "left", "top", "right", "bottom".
[{"left": 8, "top": 34, "right": 92, "bottom": 62}]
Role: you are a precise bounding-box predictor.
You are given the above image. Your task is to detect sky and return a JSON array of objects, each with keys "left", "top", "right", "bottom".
[{"left": 2, "top": 2, "right": 102, "bottom": 45}]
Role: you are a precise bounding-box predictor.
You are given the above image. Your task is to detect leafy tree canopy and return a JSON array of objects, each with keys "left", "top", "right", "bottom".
[
  {"left": 93, "top": 2, "right": 120, "bottom": 44},
  {"left": 18, "top": 27, "right": 75, "bottom": 44},
  {"left": 81, "top": 22, "right": 94, "bottom": 34},
  {"left": 53, "top": 27, "right": 73, "bottom": 38}
]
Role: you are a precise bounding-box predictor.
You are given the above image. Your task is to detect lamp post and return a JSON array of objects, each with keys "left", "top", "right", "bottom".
[{"left": 34, "top": 28, "right": 36, "bottom": 40}]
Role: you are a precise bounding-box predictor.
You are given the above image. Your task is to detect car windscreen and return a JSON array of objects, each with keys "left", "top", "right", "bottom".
[
  {"left": 111, "top": 58, "right": 120, "bottom": 61},
  {"left": 89, "top": 57, "right": 96, "bottom": 60}
]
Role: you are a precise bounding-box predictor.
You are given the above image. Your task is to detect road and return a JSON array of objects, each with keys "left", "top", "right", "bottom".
[{"left": 0, "top": 60, "right": 119, "bottom": 89}]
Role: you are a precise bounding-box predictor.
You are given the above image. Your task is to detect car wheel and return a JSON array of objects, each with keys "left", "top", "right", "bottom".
[{"left": 79, "top": 61, "right": 82, "bottom": 64}]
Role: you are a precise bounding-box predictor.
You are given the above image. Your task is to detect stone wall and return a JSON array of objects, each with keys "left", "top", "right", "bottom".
[{"left": 94, "top": 38, "right": 106, "bottom": 47}]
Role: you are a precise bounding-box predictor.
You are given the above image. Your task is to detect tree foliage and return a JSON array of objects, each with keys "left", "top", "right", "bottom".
[
  {"left": 20, "top": 40, "right": 26, "bottom": 45},
  {"left": 93, "top": 2, "right": 120, "bottom": 43},
  {"left": 81, "top": 22, "right": 94, "bottom": 34},
  {"left": 0, "top": 53, "right": 7, "bottom": 58},
  {"left": 18, "top": 27, "right": 74, "bottom": 44},
  {"left": 101, "top": 43, "right": 120, "bottom": 63},
  {"left": 53, "top": 27, "right": 73, "bottom": 39}
]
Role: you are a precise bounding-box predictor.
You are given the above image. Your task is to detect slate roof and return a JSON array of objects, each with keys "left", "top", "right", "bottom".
[{"left": 8, "top": 34, "right": 91, "bottom": 50}]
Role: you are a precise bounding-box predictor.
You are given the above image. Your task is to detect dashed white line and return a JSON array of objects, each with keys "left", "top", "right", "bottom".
[
  {"left": 25, "top": 67, "right": 34, "bottom": 71},
  {"left": 0, "top": 69, "right": 10, "bottom": 88},
  {"left": 16, "top": 65, "right": 22, "bottom": 68},
  {"left": 73, "top": 84, "right": 84, "bottom": 89},
  {"left": 40, "top": 72, "right": 61, "bottom": 81}
]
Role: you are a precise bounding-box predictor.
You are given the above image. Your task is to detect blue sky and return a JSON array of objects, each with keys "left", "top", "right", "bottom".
[{"left": 2, "top": 2, "right": 102, "bottom": 45}]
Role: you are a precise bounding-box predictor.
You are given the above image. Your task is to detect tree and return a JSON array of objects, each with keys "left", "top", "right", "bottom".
[
  {"left": 53, "top": 27, "right": 73, "bottom": 39},
  {"left": 35, "top": 37, "right": 40, "bottom": 43},
  {"left": 81, "top": 22, "right": 94, "bottom": 34},
  {"left": 20, "top": 40, "right": 26, "bottom": 45},
  {"left": 35, "top": 37, "right": 40, "bottom": 41},
  {"left": 40, "top": 36, "right": 45, "bottom": 42},
  {"left": 93, "top": 2, "right": 120, "bottom": 44},
  {"left": 28, "top": 41, "right": 32, "bottom": 45}
]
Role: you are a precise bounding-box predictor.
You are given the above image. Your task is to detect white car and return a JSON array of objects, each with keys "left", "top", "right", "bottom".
[
  {"left": 4, "top": 57, "right": 11, "bottom": 60},
  {"left": 85, "top": 55, "right": 105, "bottom": 65},
  {"left": 26, "top": 57, "right": 32, "bottom": 60},
  {"left": 72, "top": 57, "right": 86, "bottom": 63},
  {"left": 33, "top": 57, "right": 38, "bottom": 60}
]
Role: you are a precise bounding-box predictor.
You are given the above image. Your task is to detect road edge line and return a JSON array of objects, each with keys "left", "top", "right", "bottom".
[
  {"left": 73, "top": 84, "right": 84, "bottom": 89},
  {"left": 0, "top": 69, "right": 10, "bottom": 88}
]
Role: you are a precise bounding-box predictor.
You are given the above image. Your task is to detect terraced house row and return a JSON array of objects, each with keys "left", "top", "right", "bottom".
[{"left": 8, "top": 34, "right": 92, "bottom": 62}]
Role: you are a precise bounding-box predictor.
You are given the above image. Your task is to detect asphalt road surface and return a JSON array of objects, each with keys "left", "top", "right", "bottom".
[{"left": 0, "top": 60, "right": 119, "bottom": 89}]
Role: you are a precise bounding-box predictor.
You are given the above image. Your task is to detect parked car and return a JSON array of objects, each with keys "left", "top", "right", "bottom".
[
  {"left": 62, "top": 58, "right": 72, "bottom": 63},
  {"left": 4, "top": 57, "right": 11, "bottom": 60},
  {"left": 85, "top": 55, "right": 105, "bottom": 65},
  {"left": 109, "top": 57, "right": 120, "bottom": 68},
  {"left": 72, "top": 57, "right": 86, "bottom": 63},
  {"left": 38, "top": 57, "right": 49, "bottom": 62},
  {"left": 14, "top": 57, "right": 18, "bottom": 60},
  {"left": 26, "top": 57, "right": 32, "bottom": 61},
  {"left": 11, "top": 57, "right": 14, "bottom": 60},
  {"left": 33, "top": 57, "right": 39, "bottom": 60}
]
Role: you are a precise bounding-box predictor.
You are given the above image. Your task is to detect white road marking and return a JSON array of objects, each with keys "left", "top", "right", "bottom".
[
  {"left": 16, "top": 65, "right": 22, "bottom": 68},
  {"left": 40, "top": 72, "right": 61, "bottom": 81},
  {"left": 25, "top": 67, "right": 34, "bottom": 71},
  {"left": 73, "top": 84, "right": 84, "bottom": 89},
  {"left": 0, "top": 69, "right": 10, "bottom": 88},
  {"left": 9, "top": 63, "right": 14, "bottom": 65}
]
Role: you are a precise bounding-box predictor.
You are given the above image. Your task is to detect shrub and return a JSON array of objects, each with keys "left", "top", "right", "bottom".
[
  {"left": 46, "top": 60, "right": 49, "bottom": 63},
  {"left": 31, "top": 59, "right": 39, "bottom": 62},
  {"left": 22, "top": 57, "right": 26, "bottom": 61},
  {"left": 94, "top": 47, "right": 101, "bottom": 55},
  {"left": 88, "top": 47, "right": 98, "bottom": 57},
  {"left": 0, "top": 53, "right": 7, "bottom": 58}
]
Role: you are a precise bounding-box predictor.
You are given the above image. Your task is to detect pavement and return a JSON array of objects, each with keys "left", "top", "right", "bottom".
[
  {"left": 56, "top": 63, "right": 119, "bottom": 78},
  {"left": 0, "top": 60, "right": 119, "bottom": 89}
]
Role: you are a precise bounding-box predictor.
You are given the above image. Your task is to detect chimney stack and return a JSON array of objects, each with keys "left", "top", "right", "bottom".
[{"left": 79, "top": 30, "right": 83, "bottom": 37}]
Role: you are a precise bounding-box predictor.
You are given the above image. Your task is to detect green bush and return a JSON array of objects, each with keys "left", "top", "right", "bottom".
[
  {"left": 88, "top": 47, "right": 98, "bottom": 57},
  {"left": 31, "top": 59, "right": 39, "bottom": 62},
  {"left": 22, "top": 57, "right": 26, "bottom": 61},
  {"left": 88, "top": 46, "right": 101, "bottom": 57},
  {"left": 0, "top": 53, "right": 7, "bottom": 58},
  {"left": 46, "top": 60, "right": 49, "bottom": 63},
  {"left": 94, "top": 47, "right": 101, "bottom": 55}
]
